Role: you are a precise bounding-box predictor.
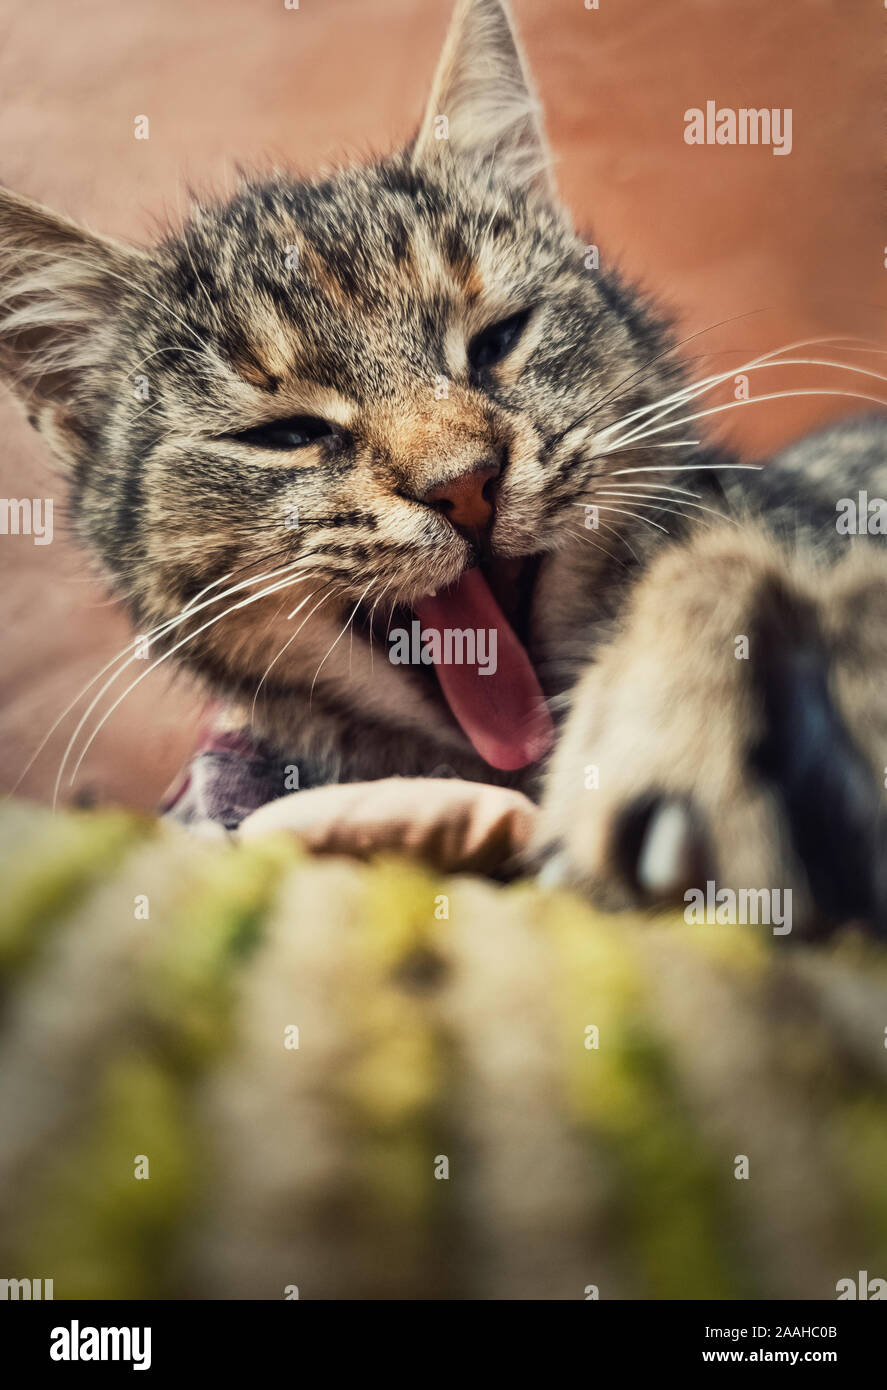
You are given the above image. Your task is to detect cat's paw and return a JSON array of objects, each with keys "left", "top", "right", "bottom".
[
  {"left": 534, "top": 528, "right": 887, "bottom": 936},
  {"left": 238, "top": 777, "right": 537, "bottom": 876}
]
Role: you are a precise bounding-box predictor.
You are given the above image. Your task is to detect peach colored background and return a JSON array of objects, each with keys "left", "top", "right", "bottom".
[{"left": 0, "top": 0, "right": 882, "bottom": 810}]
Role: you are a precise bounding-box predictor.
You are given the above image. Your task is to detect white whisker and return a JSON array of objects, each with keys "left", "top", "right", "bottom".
[
  {"left": 605, "top": 481, "right": 702, "bottom": 496},
  {"left": 575, "top": 503, "right": 669, "bottom": 535},
  {"left": 599, "top": 441, "right": 701, "bottom": 452},
  {"left": 606, "top": 388, "right": 887, "bottom": 452},
  {"left": 611, "top": 463, "right": 763, "bottom": 477},
  {"left": 593, "top": 514, "right": 640, "bottom": 562},
  {"left": 567, "top": 524, "right": 628, "bottom": 567},
  {"left": 309, "top": 581, "right": 375, "bottom": 702},
  {"left": 595, "top": 489, "right": 734, "bottom": 526},
  {"left": 9, "top": 568, "right": 249, "bottom": 796},
  {"left": 600, "top": 341, "right": 887, "bottom": 451},
  {"left": 364, "top": 577, "right": 396, "bottom": 672},
  {"left": 249, "top": 582, "right": 333, "bottom": 720},
  {"left": 56, "top": 561, "right": 321, "bottom": 803}
]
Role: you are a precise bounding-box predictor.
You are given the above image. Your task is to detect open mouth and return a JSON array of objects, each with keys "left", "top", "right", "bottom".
[{"left": 362, "top": 553, "right": 553, "bottom": 773}]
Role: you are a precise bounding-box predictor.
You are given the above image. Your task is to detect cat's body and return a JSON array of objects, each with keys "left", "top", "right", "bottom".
[{"left": 1, "top": 0, "right": 885, "bottom": 932}]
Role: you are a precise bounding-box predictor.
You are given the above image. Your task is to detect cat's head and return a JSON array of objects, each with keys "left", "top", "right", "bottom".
[{"left": 0, "top": 0, "right": 677, "bottom": 771}]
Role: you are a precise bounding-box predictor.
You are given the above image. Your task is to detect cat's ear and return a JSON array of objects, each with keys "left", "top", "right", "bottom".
[
  {"left": 0, "top": 186, "right": 144, "bottom": 459},
  {"left": 412, "top": 0, "right": 556, "bottom": 198}
]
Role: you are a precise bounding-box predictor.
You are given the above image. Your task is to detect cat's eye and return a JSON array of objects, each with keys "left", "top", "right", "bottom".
[
  {"left": 233, "top": 415, "right": 336, "bottom": 450},
  {"left": 467, "top": 310, "right": 531, "bottom": 371}
]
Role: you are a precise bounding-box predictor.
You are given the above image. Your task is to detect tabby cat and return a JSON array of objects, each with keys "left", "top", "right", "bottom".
[{"left": 1, "top": 0, "right": 886, "bottom": 933}]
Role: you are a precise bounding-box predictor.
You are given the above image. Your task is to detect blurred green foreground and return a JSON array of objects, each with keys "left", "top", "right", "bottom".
[{"left": 1, "top": 800, "right": 886, "bottom": 1300}]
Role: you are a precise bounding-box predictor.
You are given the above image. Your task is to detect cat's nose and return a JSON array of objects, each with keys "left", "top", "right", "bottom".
[{"left": 420, "top": 461, "right": 500, "bottom": 532}]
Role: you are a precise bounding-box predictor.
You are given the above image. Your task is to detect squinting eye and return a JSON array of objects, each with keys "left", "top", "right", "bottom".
[
  {"left": 467, "top": 309, "right": 531, "bottom": 371},
  {"left": 233, "top": 415, "right": 336, "bottom": 450}
]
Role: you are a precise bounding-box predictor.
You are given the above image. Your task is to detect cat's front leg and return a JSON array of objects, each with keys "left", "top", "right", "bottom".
[{"left": 535, "top": 525, "right": 887, "bottom": 935}]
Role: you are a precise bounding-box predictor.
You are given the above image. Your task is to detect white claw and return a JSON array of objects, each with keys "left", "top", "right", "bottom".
[
  {"left": 636, "top": 800, "right": 696, "bottom": 897},
  {"left": 538, "top": 850, "right": 569, "bottom": 890}
]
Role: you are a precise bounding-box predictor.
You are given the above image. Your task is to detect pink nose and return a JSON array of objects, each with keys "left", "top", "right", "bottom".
[{"left": 422, "top": 464, "right": 500, "bottom": 531}]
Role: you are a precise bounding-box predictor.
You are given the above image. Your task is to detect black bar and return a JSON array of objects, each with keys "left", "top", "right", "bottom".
[{"left": 3, "top": 1298, "right": 883, "bottom": 1373}]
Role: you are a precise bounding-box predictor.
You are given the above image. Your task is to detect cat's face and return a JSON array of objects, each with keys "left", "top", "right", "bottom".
[
  {"left": 86, "top": 159, "right": 661, "bottom": 610},
  {"left": 0, "top": 0, "right": 678, "bottom": 771}
]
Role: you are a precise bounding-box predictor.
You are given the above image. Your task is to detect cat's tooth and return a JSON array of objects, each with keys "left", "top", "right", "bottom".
[{"left": 636, "top": 799, "right": 695, "bottom": 898}]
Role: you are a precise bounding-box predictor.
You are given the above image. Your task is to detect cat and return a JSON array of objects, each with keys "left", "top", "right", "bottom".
[{"left": 1, "top": 0, "right": 885, "bottom": 933}]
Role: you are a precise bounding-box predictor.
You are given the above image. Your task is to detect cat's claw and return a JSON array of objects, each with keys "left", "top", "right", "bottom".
[{"left": 634, "top": 798, "right": 700, "bottom": 900}]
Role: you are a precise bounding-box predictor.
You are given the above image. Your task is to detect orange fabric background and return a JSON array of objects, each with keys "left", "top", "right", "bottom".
[{"left": 0, "top": 0, "right": 882, "bottom": 809}]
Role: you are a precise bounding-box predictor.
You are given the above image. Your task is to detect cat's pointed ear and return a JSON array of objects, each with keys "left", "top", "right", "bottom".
[
  {"left": 0, "top": 186, "right": 144, "bottom": 460},
  {"left": 412, "top": 0, "right": 556, "bottom": 198}
]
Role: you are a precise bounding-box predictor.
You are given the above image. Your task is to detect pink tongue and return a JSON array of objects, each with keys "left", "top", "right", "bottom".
[{"left": 413, "top": 568, "right": 555, "bottom": 771}]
